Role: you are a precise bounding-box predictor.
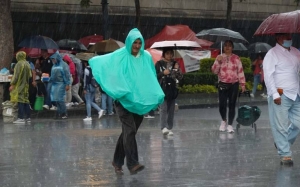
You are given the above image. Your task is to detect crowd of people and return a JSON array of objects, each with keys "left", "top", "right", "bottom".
[{"left": 8, "top": 28, "right": 300, "bottom": 175}]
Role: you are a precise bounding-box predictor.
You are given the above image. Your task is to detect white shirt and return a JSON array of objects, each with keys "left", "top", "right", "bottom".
[{"left": 263, "top": 43, "right": 300, "bottom": 101}]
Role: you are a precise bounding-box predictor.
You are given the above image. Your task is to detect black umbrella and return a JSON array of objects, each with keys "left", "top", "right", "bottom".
[
  {"left": 248, "top": 42, "right": 272, "bottom": 53},
  {"left": 211, "top": 41, "right": 247, "bottom": 51},
  {"left": 18, "top": 35, "right": 59, "bottom": 49},
  {"left": 57, "top": 39, "right": 87, "bottom": 51},
  {"left": 196, "top": 28, "right": 248, "bottom": 44}
]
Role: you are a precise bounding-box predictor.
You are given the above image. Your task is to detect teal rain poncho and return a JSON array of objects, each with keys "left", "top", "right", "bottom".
[
  {"left": 89, "top": 28, "right": 164, "bottom": 115},
  {"left": 49, "top": 51, "right": 71, "bottom": 102}
]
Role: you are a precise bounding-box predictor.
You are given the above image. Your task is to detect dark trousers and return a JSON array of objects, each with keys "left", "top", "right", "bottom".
[
  {"left": 113, "top": 102, "right": 144, "bottom": 169},
  {"left": 218, "top": 82, "right": 239, "bottom": 125},
  {"left": 18, "top": 102, "right": 30, "bottom": 119}
]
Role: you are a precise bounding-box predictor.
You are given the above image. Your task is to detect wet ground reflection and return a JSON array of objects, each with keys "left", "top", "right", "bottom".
[{"left": 0, "top": 106, "right": 300, "bottom": 186}]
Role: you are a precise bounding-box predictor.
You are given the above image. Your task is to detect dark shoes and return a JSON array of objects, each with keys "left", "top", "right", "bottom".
[
  {"left": 280, "top": 156, "right": 293, "bottom": 166},
  {"left": 129, "top": 164, "right": 145, "bottom": 175},
  {"left": 112, "top": 162, "right": 124, "bottom": 175}
]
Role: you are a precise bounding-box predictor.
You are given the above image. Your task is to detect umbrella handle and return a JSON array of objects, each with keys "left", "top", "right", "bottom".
[{"left": 221, "top": 42, "right": 223, "bottom": 54}]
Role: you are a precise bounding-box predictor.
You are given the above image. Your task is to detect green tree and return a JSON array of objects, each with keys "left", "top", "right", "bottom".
[
  {"left": 0, "top": 0, "right": 14, "bottom": 69},
  {"left": 226, "top": 0, "right": 245, "bottom": 29},
  {"left": 80, "top": 0, "right": 141, "bottom": 31}
]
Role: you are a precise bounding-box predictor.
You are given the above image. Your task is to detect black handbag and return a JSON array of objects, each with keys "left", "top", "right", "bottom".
[{"left": 218, "top": 81, "right": 233, "bottom": 91}]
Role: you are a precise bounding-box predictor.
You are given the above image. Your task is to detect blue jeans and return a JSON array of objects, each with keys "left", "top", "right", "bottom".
[
  {"left": 252, "top": 74, "right": 261, "bottom": 95},
  {"left": 18, "top": 103, "right": 30, "bottom": 119},
  {"left": 85, "top": 85, "right": 101, "bottom": 117},
  {"left": 101, "top": 93, "right": 113, "bottom": 113},
  {"left": 56, "top": 101, "right": 67, "bottom": 116},
  {"left": 44, "top": 82, "right": 52, "bottom": 107},
  {"left": 268, "top": 94, "right": 300, "bottom": 157}
]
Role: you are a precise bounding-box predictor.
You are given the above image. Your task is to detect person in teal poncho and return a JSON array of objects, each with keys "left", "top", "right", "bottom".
[
  {"left": 89, "top": 28, "right": 164, "bottom": 175},
  {"left": 49, "top": 51, "right": 71, "bottom": 119}
]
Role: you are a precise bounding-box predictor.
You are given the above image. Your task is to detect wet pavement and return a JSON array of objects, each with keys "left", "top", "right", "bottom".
[{"left": 1, "top": 104, "right": 300, "bottom": 187}]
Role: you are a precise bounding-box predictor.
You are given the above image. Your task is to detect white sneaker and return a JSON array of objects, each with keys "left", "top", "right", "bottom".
[
  {"left": 83, "top": 117, "right": 92, "bottom": 121},
  {"left": 26, "top": 118, "right": 31, "bottom": 123},
  {"left": 227, "top": 125, "right": 235, "bottom": 133},
  {"left": 98, "top": 110, "right": 104, "bottom": 118},
  {"left": 13, "top": 118, "right": 25, "bottom": 124},
  {"left": 50, "top": 106, "right": 57, "bottom": 110},
  {"left": 144, "top": 115, "right": 154, "bottom": 119},
  {"left": 43, "top": 105, "right": 49, "bottom": 110},
  {"left": 260, "top": 93, "right": 265, "bottom": 97},
  {"left": 219, "top": 121, "right": 227, "bottom": 132},
  {"left": 250, "top": 93, "right": 254, "bottom": 98},
  {"left": 168, "top": 130, "right": 174, "bottom": 136},
  {"left": 162, "top": 127, "right": 169, "bottom": 135}
]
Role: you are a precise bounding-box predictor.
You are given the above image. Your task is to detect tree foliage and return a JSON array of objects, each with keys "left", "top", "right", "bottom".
[{"left": 80, "top": 0, "right": 92, "bottom": 8}]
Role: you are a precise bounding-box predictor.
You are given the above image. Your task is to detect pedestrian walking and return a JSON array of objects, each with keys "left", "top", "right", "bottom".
[
  {"left": 212, "top": 40, "right": 246, "bottom": 133},
  {"left": 88, "top": 28, "right": 164, "bottom": 175},
  {"left": 83, "top": 62, "right": 104, "bottom": 121},
  {"left": 49, "top": 51, "right": 71, "bottom": 119},
  {"left": 263, "top": 33, "right": 300, "bottom": 166},
  {"left": 250, "top": 54, "right": 264, "bottom": 97},
  {"left": 10, "top": 51, "right": 32, "bottom": 124},
  {"left": 155, "top": 48, "right": 183, "bottom": 136}
]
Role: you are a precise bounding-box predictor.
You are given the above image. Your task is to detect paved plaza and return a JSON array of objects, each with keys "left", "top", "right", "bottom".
[{"left": 1, "top": 104, "right": 300, "bottom": 186}]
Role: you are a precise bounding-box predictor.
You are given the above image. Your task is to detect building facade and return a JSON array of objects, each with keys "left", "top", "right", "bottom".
[{"left": 10, "top": 0, "right": 300, "bottom": 47}]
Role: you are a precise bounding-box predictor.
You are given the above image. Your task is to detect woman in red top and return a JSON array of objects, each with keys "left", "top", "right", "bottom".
[
  {"left": 212, "top": 40, "right": 246, "bottom": 133},
  {"left": 250, "top": 54, "right": 263, "bottom": 97}
]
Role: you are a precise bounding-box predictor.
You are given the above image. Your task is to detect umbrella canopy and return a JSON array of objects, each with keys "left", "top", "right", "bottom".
[
  {"left": 145, "top": 25, "right": 213, "bottom": 48},
  {"left": 210, "top": 42, "right": 247, "bottom": 51},
  {"left": 145, "top": 48, "right": 163, "bottom": 63},
  {"left": 75, "top": 52, "right": 97, "bottom": 61},
  {"left": 150, "top": 40, "right": 201, "bottom": 50},
  {"left": 88, "top": 39, "right": 124, "bottom": 53},
  {"left": 79, "top": 34, "right": 104, "bottom": 47},
  {"left": 196, "top": 28, "right": 248, "bottom": 44},
  {"left": 254, "top": 10, "right": 300, "bottom": 35},
  {"left": 18, "top": 35, "right": 59, "bottom": 49},
  {"left": 147, "top": 48, "right": 211, "bottom": 73},
  {"left": 57, "top": 39, "right": 87, "bottom": 51},
  {"left": 248, "top": 42, "right": 272, "bottom": 53},
  {"left": 17, "top": 48, "right": 56, "bottom": 58}
]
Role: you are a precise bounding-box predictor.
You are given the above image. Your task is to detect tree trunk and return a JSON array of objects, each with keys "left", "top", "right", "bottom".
[
  {"left": 134, "top": 0, "right": 140, "bottom": 29},
  {"left": 0, "top": 0, "right": 13, "bottom": 69},
  {"left": 226, "top": 0, "right": 232, "bottom": 29},
  {"left": 101, "top": 0, "right": 109, "bottom": 40}
]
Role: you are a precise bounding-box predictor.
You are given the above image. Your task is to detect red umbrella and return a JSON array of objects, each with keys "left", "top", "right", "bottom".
[
  {"left": 254, "top": 10, "right": 300, "bottom": 35},
  {"left": 79, "top": 34, "right": 103, "bottom": 47},
  {"left": 17, "top": 48, "right": 75, "bottom": 58},
  {"left": 17, "top": 48, "right": 56, "bottom": 58}
]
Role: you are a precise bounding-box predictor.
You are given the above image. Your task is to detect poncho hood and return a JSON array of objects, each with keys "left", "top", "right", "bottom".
[
  {"left": 89, "top": 28, "right": 164, "bottom": 115},
  {"left": 16, "top": 51, "right": 26, "bottom": 62},
  {"left": 124, "top": 28, "right": 145, "bottom": 55}
]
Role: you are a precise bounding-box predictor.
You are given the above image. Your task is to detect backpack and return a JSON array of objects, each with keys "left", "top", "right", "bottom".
[
  {"left": 159, "top": 61, "right": 179, "bottom": 100},
  {"left": 86, "top": 67, "right": 99, "bottom": 88}
]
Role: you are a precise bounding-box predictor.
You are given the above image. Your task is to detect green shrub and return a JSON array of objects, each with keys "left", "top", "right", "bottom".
[
  {"left": 178, "top": 84, "right": 218, "bottom": 94},
  {"left": 240, "top": 57, "right": 252, "bottom": 72},
  {"left": 199, "top": 58, "right": 215, "bottom": 73}
]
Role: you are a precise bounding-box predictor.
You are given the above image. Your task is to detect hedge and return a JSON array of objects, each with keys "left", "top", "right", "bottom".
[{"left": 180, "top": 57, "right": 253, "bottom": 86}]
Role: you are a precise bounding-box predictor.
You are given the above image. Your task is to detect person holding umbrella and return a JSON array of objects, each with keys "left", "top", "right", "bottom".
[
  {"left": 212, "top": 40, "right": 246, "bottom": 133},
  {"left": 263, "top": 33, "right": 300, "bottom": 166}
]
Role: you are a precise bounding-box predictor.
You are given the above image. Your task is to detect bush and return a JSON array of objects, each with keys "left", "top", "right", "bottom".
[
  {"left": 199, "top": 58, "right": 215, "bottom": 73},
  {"left": 178, "top": 84, "right": 217, "bottom": 93}
]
